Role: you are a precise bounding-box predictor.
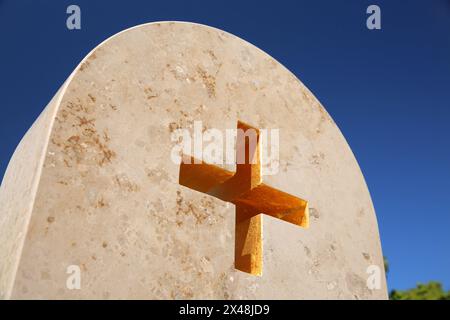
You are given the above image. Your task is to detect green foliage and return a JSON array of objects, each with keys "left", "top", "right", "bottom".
[
  {"left": 385, "top": 257, "right": 449, "bottom": 300},
  {"left": 390, "top": 281, "right": 450, "bottom": 300}
]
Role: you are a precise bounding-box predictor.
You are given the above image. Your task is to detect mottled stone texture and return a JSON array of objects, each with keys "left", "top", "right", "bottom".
[{"left": 0, "top": 22, "right": 387, "bottom": 299}]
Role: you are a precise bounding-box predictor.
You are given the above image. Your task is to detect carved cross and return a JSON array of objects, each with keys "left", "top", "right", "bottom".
[{"left": 179, "top": 121, "right": 309, "bottom": 275}]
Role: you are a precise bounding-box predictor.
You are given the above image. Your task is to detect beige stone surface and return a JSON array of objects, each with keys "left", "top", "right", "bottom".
[{"left": 0, "top": 21, "right": 387, "bottom": 299}]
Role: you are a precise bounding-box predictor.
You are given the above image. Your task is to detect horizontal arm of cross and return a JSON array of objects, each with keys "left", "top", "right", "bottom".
[{"left": 179, "top": 156, "right": 309, "bottom": 228}]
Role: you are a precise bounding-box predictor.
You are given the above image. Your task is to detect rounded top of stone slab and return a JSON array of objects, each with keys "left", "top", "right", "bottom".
[{"left": 1, "top": 21, "right": 387, "bottom": 299}]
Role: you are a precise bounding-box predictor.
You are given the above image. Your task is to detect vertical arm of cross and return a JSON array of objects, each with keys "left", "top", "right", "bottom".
[
  {"left": 235, "top": 205, "right": 263, "bottom": 276},
  {"left": 234, "top": 120, "right": 262, "bottom": 190},
  {"left": 232, "top": 121, "right": 265, "bottom": 275}
]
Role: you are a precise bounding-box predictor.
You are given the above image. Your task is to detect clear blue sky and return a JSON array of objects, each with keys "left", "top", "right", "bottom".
[{"left": 0, "top": 0, "right": 449, "bottom": 292}]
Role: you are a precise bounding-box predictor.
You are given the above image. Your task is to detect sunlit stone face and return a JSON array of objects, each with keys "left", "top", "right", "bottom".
[{"left": 0, "top": 22, "right": 387, "bottom": 299}]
